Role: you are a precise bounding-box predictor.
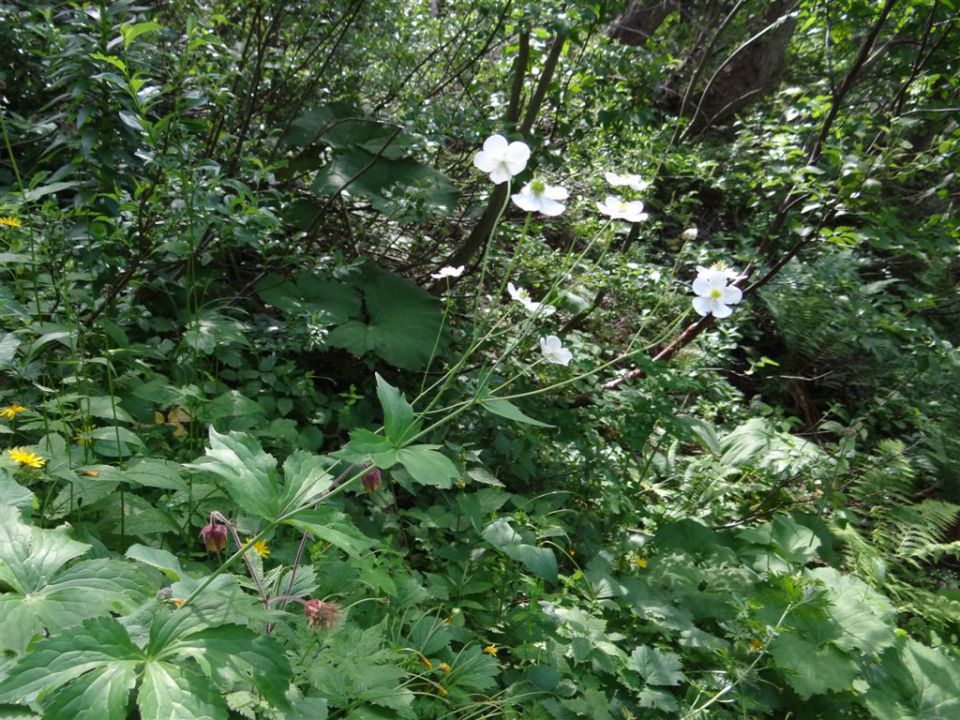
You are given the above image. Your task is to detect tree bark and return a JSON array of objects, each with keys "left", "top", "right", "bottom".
[{"left": 609, "top": 0, "right": 678, "bottom": 46}]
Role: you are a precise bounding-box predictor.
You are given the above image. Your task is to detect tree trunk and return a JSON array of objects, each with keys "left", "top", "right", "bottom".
[
  {"left": 608, "top": 0, "right": 679, "bottom": 46},
  {"left": 688, "top": 1, "right": 798, "bottom": 133}
]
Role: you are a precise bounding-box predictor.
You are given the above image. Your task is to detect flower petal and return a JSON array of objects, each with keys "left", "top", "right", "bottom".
[
  {"left": 712, "top": 302, "right": 733, "bottom": 319},
  {"left": 539, "top": 198, "right": 565, "bottom": 216},
  {"left": 488, "top": 166, "right": 512, "bottom": 184},
  {"left": 692, "top": 296, "right": 713, "bottom": 316},
  {"left": 692, "top": 277, "right": 712, "bottom": 296},
  {"left": 721, "top": 285, "right": 743, "bottom": 305},
  {"left": 483, "top": 134, "right": 508, "bottom": 155},
  {"left": 545, "top": 185, "right": 569, "bottom": 201},
  {"left": 511, "top": 192, "right": 539, "bottom": 212},
  {"left": 473, "top": 151, "right": 497, "bottom": 173}
]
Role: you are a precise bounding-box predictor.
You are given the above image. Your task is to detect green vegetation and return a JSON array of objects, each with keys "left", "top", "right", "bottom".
[{"left": 1, "top": 1, "right": 958, "bottom": 718}]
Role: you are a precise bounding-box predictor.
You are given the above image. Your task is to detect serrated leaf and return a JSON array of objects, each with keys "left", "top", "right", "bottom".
[
  {"left": 375, "top": 374, "right": 417, "bottom": 444},
  {"left": 629, "top": 645, "right": 686, "bottom": 686},
  {"left": 186, "top": 428, "right": 280, "bottom": 520},
  {"left": 769, "top": 634, "right": 858, "bottom": 699},
  {"left": 396, "top": 445, "right": 458, "bottom": 488},
  {"left": 807, "top": 567, "right": 895, "bottom": 653},
  {"left": 0, "top": 501, "right": 89, "bottom": 594},
  {"left": 138, "top": 661, "right": 228, "bottom": 720},
  {"left": 286, "top": 507, "right": 376, "bottom": 558},
  {"left": 164, "top": 625, "right": 292, "bottom": 710}
]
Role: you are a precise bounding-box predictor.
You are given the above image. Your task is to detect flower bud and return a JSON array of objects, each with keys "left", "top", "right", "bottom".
[
  {"left": 200, "top": 521, "right": 227, "bottom": 553},
  {"left": 362, "top": 467, "right": 382, "bottom": 493}
]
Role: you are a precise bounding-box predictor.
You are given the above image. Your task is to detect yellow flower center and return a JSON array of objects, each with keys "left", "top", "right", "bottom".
[{"left": 710, "top": 288, "right": 723, "bottom": 300}]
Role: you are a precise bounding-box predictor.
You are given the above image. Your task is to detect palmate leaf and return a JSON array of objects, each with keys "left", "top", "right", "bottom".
[
  {"left": 629, "top": 645, "right": 686, "bottom": 686},
  {"left": 768, "top": 633, "right": 859, "bottom": 699},
  {"left": 187, "top": 428, "right": 333, "bottom": 521},
  {"left": 0, "top": 503, "right": 152, "bottom": 654},
  {"left": 862, "top": 638, "right": 960, "bottom": 719},
  {"left": 807, "top": 567, "right": 895, "bottom": 654},
  {"left": 2, "top": 606, "right": 292, "bottom": 720}
]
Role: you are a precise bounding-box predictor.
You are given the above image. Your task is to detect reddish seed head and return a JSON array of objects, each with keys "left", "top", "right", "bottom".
[
  {"left": 304, "top": 598, "right": 341, "bottom": 631},
  {"left": 200, "top": 521, "right": 227, "bottom": 553},
  {"left": 362, "top": 467, "right": 382, "bottom": 492}
]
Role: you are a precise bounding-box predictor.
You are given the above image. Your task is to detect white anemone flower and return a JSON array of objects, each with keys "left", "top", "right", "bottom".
[
  {"left": 597, "top": 195, "right": 649, "bottom": 223},
  {"left": 696, "top": 263, "right": 740, "bottom": 281},
  {"left": 692, "top": 267, "right": 743, "bottom": 318},
  {"left": 507, "top": 282, "right": 554, "bottom": 315},
  {"left": 511, "top": 179, "right": 569, "bottom": 216},
  {"left": 682, "top": 227, "right": 698, "bottom": 241},
  {"left": 604, "top": 171, "right": 650, "bottom": 192},
  {"left": 430, "top": 265, "right": 465, "bottom": 279},
  {"left": 473, "top": 134, "right": 531, "bottom": 184},
  {"left": 539, "top": 335, "right": 573, "bottom": 366}
]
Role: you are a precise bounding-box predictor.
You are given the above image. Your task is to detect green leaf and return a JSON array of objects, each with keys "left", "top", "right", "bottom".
[
  {"left": 255, "top": 272, "right": 361, "bottom": 325},
  {"left": 769, "top": 634, "right": 858, "bottom": 699},
  {"left": 163, "top": 625, "right": 292, "bottom": 710},
  {"left": 0, "top": 617, "right": 143, "bottom": 706},
  {"left": 482, "top": 518, "right": 558, "bottom": 584},
  {"left": 0, "top": 502, "right": 89, "bottom": 594},
  {"left": 375, "top": 374, "right": 417, "bottom": 444},
  {"left": 863, "top": 639, "right": 960, "bottom": 719},
  {"left": 326, "top": 263, "right": 442, "bottom": 370},
  {"left": 479, "top": 397, "right": 553, "bottom": 428},
  {"left": 396, "top": 445, "right": 458, "bottom": 488},
  {"left": 807, "top": 567, "right": 895, "bottom": 653},
  {"left": 42, "top": 662, "right": 138, "bottom": 720},
  {"left": 186, "top": 428, "right": 280, "bottom": 520},
  {"left": 629, "top": 645, "right": 686, "bottom": 686},
  {"left": 138, "top": 661, "right": 229, "bottom": 720},
  {"left": 337, "top": 429, "right": 398, "bottom": 468},
  {"left": 286, "top": 507, "right": 376, "bottom": 557},
  {"left": 120, "top": 21, "right": 163, "bottom": 49},
  {"left": 125, "top": 544, "right": 183, "bottom": 580}
]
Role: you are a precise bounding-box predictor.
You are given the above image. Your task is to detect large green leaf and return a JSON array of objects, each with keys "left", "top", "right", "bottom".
[
  {"left": 807, "top": 567, "right": 896, "bottom": 654},
  {"left": 629, "top": 645, "right": 686, "bottom": 686},
  {"left": 863, "top": 638, "right": 960, "bottom": 719},
  {"left": 482, "top": 518, "right": 558, "bottom": 584},
  {"left": 138, "top": 661, "right": 229, "bottom": 720},
  {"left": 255, "top": 272, "right": 361, "bottom": 324},
  {"left": 0, "top": 504, "right": 152, "bottom": 654},
  {"left": 768, "top": 633, "right": 859, "bottom": 699},
  {"left": 479, "top": 397, "right": 553, "bottom": 428},
  {"left": 186, "top": 428, "right": 280, "bottom": 519},
  {"left": 326, "top": 263, "right": 443, "bottom": 370}
]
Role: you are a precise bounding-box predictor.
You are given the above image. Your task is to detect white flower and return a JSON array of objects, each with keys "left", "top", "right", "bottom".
[
  {"left": 692, "top": 267, "right": 743, "bottom": 318},
  {"left": 596, "top": 195, "right": 649, "bottom": 223},
  {"left": 682, "top": 227, "right": 698, "bottom": 241},
  {"left": 604, "top": 171, "right": 650, "bottom": 192},
  {"left": 540, "top": 335, "right": 573, "bottom": 366},
  {"left": 431, "top": 265, "right": 465, "bottom": 279},
  {"left": 511, "top": 179, "right": 569, "bottom": 216},
  {"left": 507, "top": 282, "right": 554, "bottom": 315},
  {"left": 473, "top": 134, "right": 531, "bottom": 184},
  {"left": 696, "top": 263, "right": 740, "bottom": 281}
]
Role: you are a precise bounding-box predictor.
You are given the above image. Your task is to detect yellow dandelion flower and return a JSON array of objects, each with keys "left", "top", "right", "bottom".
[
  {"left": 0, "top": 217, "right": 22, "bottom": 228},
  {"left": 438, "top": 662, "right": 451, "bottom": 674},
  {"left": 482, "top": 645, "right": 498, "bottom": 657},
  {"left": 7, "top": 447, "right": 46, "bottom": 468},
  {"left": 244, "top": 537, "right": 270, "bottom": 559},
  {"left": 0, "top": 404, "right": 27, "bottom": 420},
  {"left": 634, "top": 556, "right": 648, "bottom": 569},
  {"left": 419, "top": 654, "right": 433, "bottom": 670}
]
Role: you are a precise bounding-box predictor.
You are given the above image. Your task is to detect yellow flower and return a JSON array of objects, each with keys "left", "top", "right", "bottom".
[
  {"left": 419, "top": 654, "right": 433, "bottom": 670},
  {"left": 748, "top": 638, "right": 764, "bottom": 652},
  {"left": 634, "top": 556, "right": 648, "bottom": 569},
  {"left": 0, "top": 404, "right": 27, "bottom": 420},
  {"left": 482, "top": 645, "right": 498, "bottom": 657},
  {"left": 74, "top": 423, "right": 95, "bottom": 446},
  {"left": 244, "top": 537, "right": 270, "bottom": 559},
  {"left": 7, "top": 447, "right": 46, "bottom": 468},
  {"left": 435, "top": 683, "right": 448, "bottom": 698},
  {"left": 438, "top": 662, "right": 451, "bottom": 674},
  {"left": 0, "top": 216, "right": 22, "bottom": 228}
]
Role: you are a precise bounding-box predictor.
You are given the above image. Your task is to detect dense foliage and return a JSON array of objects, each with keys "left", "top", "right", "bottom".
[{"left": 1, "top": 1, "right": 958, "bottom": 718}]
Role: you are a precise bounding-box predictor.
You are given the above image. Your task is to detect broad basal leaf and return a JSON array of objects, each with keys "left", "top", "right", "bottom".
[{"left": 629, "top": 645, "right": 686, "bottom": 687}]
